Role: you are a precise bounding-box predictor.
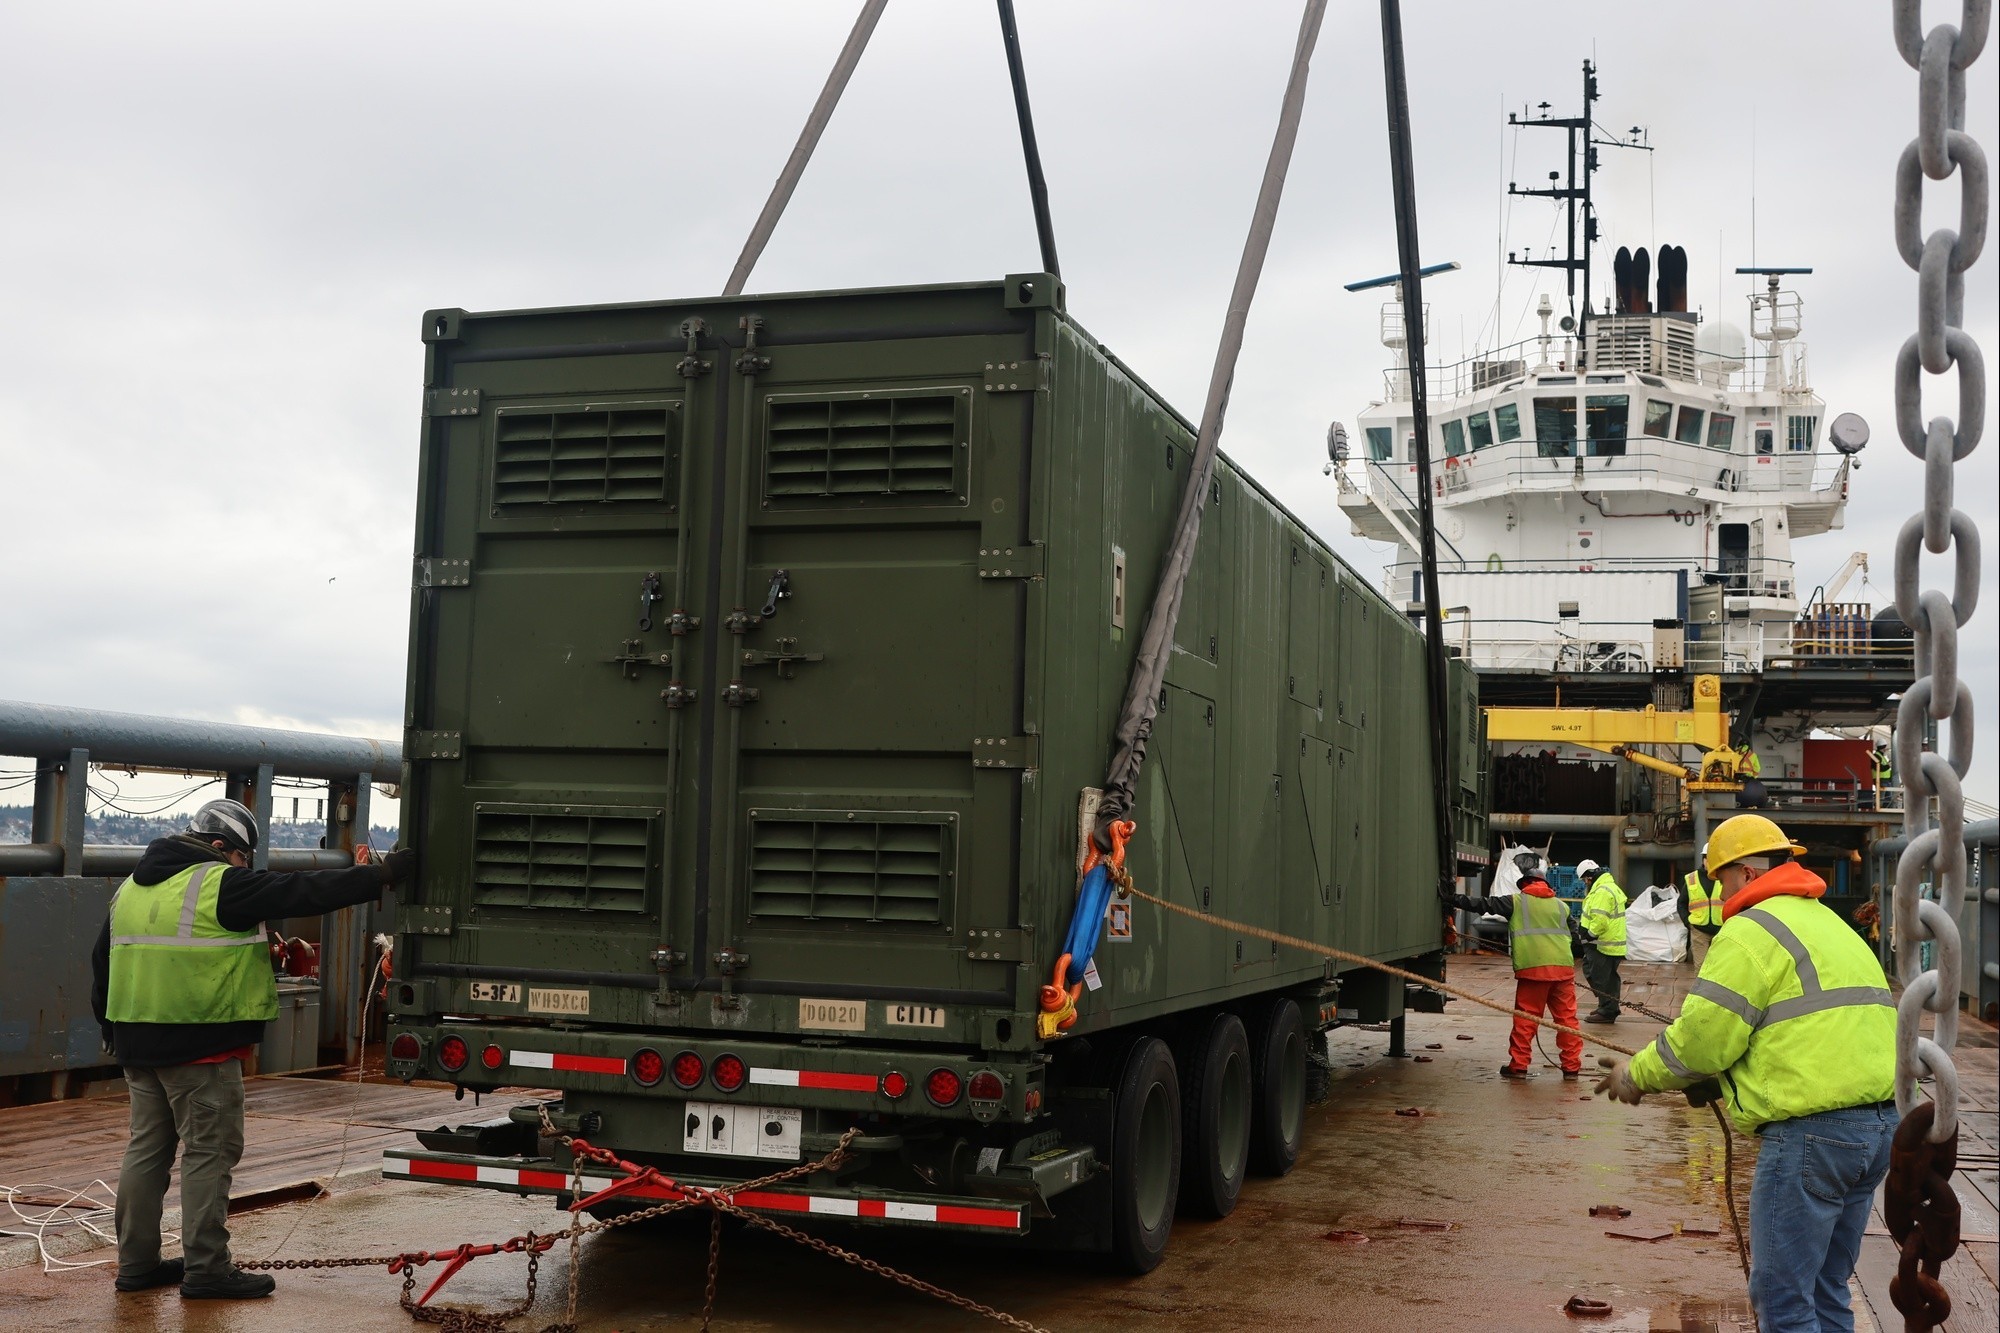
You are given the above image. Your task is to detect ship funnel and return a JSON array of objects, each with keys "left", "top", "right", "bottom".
[
  {"left": 1656, "top": 244, "right": 1689, "bottom": 312},
  {"left": 1613, "top": 247, "right": 1632, "bottom": 314}
]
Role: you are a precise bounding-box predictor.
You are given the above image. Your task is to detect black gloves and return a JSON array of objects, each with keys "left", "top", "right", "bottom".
[
  {"left": 380, "top": 848, "right": 417, "bottom": 887},
  {"left": 1684, "top": 1078, "right": 1725, "bottom": 1109}
]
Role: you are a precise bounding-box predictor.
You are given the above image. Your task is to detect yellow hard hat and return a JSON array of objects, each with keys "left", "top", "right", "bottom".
[{"left": 1705, "top": 814, "right": 1806, "bottom": 875}]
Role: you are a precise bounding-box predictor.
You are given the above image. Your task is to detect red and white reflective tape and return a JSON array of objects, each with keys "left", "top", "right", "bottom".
[
  {"left": 509, "top": 1050, "right": 627, "bottom": 1077},
  {"left": 383, "top": 1154, "right": 1023, "bottom": 1231},
  {"left": 747, "top": 1067, "right": 878, "bottom": 1093}
]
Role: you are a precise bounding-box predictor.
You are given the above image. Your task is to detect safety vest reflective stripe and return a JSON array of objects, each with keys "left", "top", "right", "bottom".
[
  {"left": 1652, "top": 1031, "right": 1699, "bottom": 1081},
  {"left": 1683, "top": 872, "right": 1718, "bottom": 927},
  {"left": 106, "top": 862, "right": 278, "bottom": 1025},
  {"left": 109, "top": 865, "right": 268, "bottom": 948},
  {"left": 1508, "top": 893, "right": 1574, "bottom": 971},
  {"left": 1689, "top": 977, "right": 1763, "bottom": 1026}
]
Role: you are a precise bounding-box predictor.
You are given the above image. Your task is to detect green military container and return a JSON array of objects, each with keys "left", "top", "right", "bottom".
[{"left": 384, "top": 274, "right": 1487, "bottom": 1271}]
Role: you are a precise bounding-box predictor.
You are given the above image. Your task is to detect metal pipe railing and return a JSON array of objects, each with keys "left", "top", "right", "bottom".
[
  {"left": 0, "top": 699, "right": 399, "bottom": 779},
  {"left": 0, "top": 843, "right": 356, "bottom": 876}
]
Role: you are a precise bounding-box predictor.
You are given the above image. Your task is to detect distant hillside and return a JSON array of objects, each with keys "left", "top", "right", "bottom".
[{"left": 0, "top": 805, "right": 399, "bottom": 849}]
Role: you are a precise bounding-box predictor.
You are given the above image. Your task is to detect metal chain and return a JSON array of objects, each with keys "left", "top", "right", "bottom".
[{"left": 1888, "top": 2, "right": 1987, "bottom": 1327}]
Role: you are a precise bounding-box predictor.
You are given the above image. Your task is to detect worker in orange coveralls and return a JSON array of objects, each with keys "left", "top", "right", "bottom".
[{"left": 1448, "top": 850, "right": 1583, "bottom": 1079}]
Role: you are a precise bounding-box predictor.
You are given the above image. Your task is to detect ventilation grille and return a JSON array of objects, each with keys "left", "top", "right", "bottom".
[
  {"left": 764, "top": 392, "right": 964, "bottom": 504},
  {"left": 747, "top": 812, "right": 952, "bottom": 923},
  {"left": 493, "top": 404, "right": 678, "bottom": 509},
  {"left": 472, "top": 806, "right": 657, "bottom": 912}
]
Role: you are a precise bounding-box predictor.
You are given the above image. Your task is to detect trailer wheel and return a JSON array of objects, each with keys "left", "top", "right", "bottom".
[
  {"left": 1110, "top": 1036, "right": 1181, "bottom": 1274},
  {"left": 1177, "top": 1011, "right": 1252, "bottom": 1218},
  {"left": 1246, "top": 996, "right": 1308, "bottom": 1176}
]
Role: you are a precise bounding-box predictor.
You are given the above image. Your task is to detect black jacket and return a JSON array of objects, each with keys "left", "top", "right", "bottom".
[{"left": 90, "top": 835, "right": 393, "bottom": 1068}]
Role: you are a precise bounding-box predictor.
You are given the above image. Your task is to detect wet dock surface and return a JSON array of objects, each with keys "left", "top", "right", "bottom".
[{"left": 2, "top": 953, "right": 1991, "bottom": 1331}]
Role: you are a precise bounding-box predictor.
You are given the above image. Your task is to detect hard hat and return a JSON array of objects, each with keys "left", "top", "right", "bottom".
[
  {"left": 1576, "top": 858, "right": 1600, "bottom": 879},
  {"left": 188, "top": 798, "right": 259, "bottom": 853},
  {"left": 1704, "top": 814, "right": 1805, "bottom": 876},
  {"left": 1513, "top": 850, "right": 1543, "bottom": 874}
]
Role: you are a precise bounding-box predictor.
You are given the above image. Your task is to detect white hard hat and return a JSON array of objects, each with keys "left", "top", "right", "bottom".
[{"left": 1576, "top": 858, "right": 1600, "bottom": 878}]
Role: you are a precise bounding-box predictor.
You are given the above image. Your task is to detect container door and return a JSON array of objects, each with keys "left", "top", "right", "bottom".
[
  {"left": 707, "top": 336, "right": 1029, "bottom": 999},
  {"left": 417, "top": 383, "right": 694, "bottom": 984}
]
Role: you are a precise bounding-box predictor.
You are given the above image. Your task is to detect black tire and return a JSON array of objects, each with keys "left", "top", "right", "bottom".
[
  {"left": 1110, "top": 1036, "right": 1181, "bottom": 1274},
  {"left": 1177, "top": 1011, "right": 1253, "bottom": 1219},
  {"left": 1246, "top": 996, "right": 1309, "bottom": 1177}
]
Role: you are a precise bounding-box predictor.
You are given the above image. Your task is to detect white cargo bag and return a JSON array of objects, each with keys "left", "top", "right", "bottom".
[{"left": 1623, "top": 885, "right": 1688, "bottom": 962}]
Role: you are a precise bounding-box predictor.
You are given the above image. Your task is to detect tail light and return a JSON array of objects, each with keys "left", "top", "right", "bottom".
[
  {"left": 711, "top": 1054, "right": 747, "bottom": 1093},
  {"left": 879, "top": 1071, "right": 909, "bottom": 1100},
  {"left": 390, "top": 1034, "right": 421, "bottom": 1062},
  {"left": 631, "top": 1049, "right": 665, "bottom": 1087},
  {"left": 925, "top": 1068, "right": 962, "bottom": 1107},
  {"left": 967, "top": 1071, "right": 1005, "bottom": 1103},
  {"left": 481, "top": 1044, "right": 504, "bottom": 1071},
  {"left": 437, "top": 1036, "right": 469, "bottom": 1073},
  {"left": 670, "top": 1051, "right": 705, "bottom": 1090}
]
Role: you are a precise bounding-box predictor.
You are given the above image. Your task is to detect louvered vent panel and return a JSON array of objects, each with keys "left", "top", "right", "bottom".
[
  {"left": 764, "top": 392, "right": 964, "bottom": 505},
  {"left": 747, "top": 813, "right": 951, "bottom": 923},
  {"left": 472, "top": 806, "right": 656, "bottom": 912},
  {"left": 493, "top": 405, "right": 678, "bottom": 509}
]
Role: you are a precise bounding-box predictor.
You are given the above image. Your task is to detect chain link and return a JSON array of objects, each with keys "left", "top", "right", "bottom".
[{"left": 1887, "top": 2, "right": 1986, "bottom": 1327}]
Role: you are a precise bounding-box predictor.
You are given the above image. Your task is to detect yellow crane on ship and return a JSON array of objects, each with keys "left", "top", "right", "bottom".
[{"left": 1482, "top": 674, "right": 1747, "bottom": 793}]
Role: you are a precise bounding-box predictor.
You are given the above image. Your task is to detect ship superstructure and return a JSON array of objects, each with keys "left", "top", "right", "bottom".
[{"left": 1335, "top": 62, "right": 1915, "bottom": 910}]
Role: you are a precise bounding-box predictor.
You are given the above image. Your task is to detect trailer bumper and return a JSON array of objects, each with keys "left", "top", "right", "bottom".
[{"left": 382, "top": 1148, "right": 1031, "bottom": 1235}]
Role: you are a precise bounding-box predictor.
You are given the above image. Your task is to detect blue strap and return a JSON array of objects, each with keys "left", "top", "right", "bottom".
[{"left": 1060, "top": 864, "right": 1116, "bottom": 982}]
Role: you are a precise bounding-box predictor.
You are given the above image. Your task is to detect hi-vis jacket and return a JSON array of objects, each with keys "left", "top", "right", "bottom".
[
  {"left": 1629, "top": 862, "right": 1895, "bottom": 1132},
  {"left": 1448, "top": 878, "right": 1574, "bottom": 980},
  {"left": 1683, "top": 870, "right": 1721, "bottom": 929},
  {"left": 106, "top": 862, "right": 277, "bottom": 1026},
  {"left": 1579, "top": 874, "right": 1629, "bottom": 956}
]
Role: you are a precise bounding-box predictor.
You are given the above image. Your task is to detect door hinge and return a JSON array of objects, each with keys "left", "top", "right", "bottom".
[
  {"left": 414, "top": 557, "right": 471, "bottom": 588},
  {"left": 660, "top": 682, "right": 699, "bottom": 709},
  {"left": 407, "top": 729, "right": 463, "bottom": 760},
  {"left": 722, "top": 682, "right": 761, "bottom": 707},
  {"left": 982, "top": 356, "right": 1049, "bottom": 393},
  {"left": 973, "top": 735, "right": 1041, "bottom": 770},
  {"left": 735, "top": 315, "right": 770, "bottom": 376},
  {"left": 978, "top": 544, "right": 1045, "bottom": 580},
  {"left": 400, "top": 905, "right": 454, "bottom": 936},
  {"left": 965, "top": 926, "right": 1031, "bottom": 962},
  {"left": 712, "top": 947, "right": 751, "bottom": 975},
  {"left": 426, "top": 387, "right": 482, "bottom": 417},
  {"left": 677, "top": 317, "right": 711, "bottom": 379}
]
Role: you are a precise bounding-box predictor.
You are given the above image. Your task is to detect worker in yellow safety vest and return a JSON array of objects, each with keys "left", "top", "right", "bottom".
[
  {"left": 1594, "top": 814, "right": 1895, "bottom": 1331},
  {"left": 1575, "top": 859, "right": 1627, "bottom": 1023},
  {"left": 1681, "top": 845, "right": 1722, "bottom": 968}
]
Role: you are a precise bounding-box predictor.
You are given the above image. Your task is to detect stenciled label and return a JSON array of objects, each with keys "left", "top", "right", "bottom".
[
  {"left": 886, "top": 1003, "right": 947, "bottom": 1029},
  {"left": 682, "top": 1102, "right": 801, "bottom": 1161},
  {"left": 798, "top": 998, "right": 866, "bottom": 1032},
  {"left": 527, "top": 987, "right": 591, "bottom": 1016},
  {"left": 468, "top": 981, "right": 521, "bottom": 1004}
]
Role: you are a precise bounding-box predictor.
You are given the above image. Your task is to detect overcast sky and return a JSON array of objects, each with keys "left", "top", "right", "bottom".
[{"left": 2, "top": 0, "right": 1994, "bottom": 821}]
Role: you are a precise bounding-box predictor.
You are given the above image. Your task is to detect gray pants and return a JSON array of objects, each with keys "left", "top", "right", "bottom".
[
  {"left": 116, "top": 1060, "right": 246, "bottom": 1282},
  {"left": 1581, "top": 947, "right": 1623, "bottom": 1017}
]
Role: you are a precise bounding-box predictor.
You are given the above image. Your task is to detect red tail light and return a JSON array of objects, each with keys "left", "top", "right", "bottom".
[
  {"left": 390, "top": 1034, "right": 420, "bottom": 1062},
  {"left": 671, "top": 1051, "right": 705, "bottom": 1090},
  {"left": 711, "top": 1054, "right": 747, "bottom": 1093},
  {"left": 632, "top": 1049, "right": 665, "bottom": 1087},
  {"left": 481, "top": 1044, "right": 504, "bottom": 1071},
  {"left": 880, "top": 1071, "right": 909, "bottom": 1100},
  {"left": 438, "top": 1036, "right": 469, "bottom": 1072},
  {"left": 967, "top": 1071, "right": 1005, "bottom": 1102},
  {"left": 925, "top": 1068, "right": 962, "bottom": 1107}
]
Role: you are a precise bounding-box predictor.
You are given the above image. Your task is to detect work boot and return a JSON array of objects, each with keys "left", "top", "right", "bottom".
[
  {"left": 115, "top": 1258, "right": 185, "bottom": 1292},
  {"left": 1561, "top": 1069, "right": 1582, "bottom": 1081},
  {"left": 1499, "top": 1065, "right": 1531, "bottom": 1080},
  {"left": 1582, "top": 1012, "right": 1617, "bottom": 1025},
  {"left": 181, "top": 1269, "right": 276, "bottom": 1300}
]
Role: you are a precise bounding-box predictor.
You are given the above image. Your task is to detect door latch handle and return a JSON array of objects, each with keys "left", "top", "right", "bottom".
[
  {"left": 638, "top": 572, "right": 663, "bottom": 632},
  {"left": 759, "top": 569, "right": 791, "bottom": 619},
  {"left": 740, "top": 637, "right": 824, "bottom": 680}
]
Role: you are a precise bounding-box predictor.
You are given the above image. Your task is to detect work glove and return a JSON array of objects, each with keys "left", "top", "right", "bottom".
[
  {"left": 1684, "top": 1078, "right": 1724, "bottom": 1109},
  {"left": 380, "top": 847, "right": 417, "bottom": 887},
  {"left": 1593, "top": 1056, "right": 1644, "bottom": 1106}
]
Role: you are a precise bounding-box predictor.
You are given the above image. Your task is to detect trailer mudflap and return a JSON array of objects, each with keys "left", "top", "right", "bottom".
[{"left": 383, "top": 1149, "right": 1030, "bottom": 1235}]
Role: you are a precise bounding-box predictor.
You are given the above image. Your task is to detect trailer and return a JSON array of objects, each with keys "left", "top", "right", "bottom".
[{"left": 382, "top": 274, "right": 1488, "bottom": 1271}]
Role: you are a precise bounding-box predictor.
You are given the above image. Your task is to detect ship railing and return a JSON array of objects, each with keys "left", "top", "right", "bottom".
[
  {"left": 1380, "top": 334, "right": 1808, "bottom": 401},
  {"left": 1384, "top": 554, "right": 1800, "bottom": 591},
  {"left": 1342, "top": 444, "right": 1846, "bottom": 513}
]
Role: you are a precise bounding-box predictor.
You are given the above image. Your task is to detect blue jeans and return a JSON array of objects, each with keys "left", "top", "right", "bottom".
[{"left": 1749, "top": 1102, "right": 1897, "bottom": 1332}]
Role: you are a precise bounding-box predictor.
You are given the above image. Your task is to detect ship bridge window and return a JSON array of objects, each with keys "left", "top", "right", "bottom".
[
  {"left": 1493, "top": 401, "right": 1523, "bottom": 443},
  {"left": 1533, "top": 397, "right": 1577, "bottom": 457},
  {"left": 1587, "top": 374, "right": 1625, "bottom": 384},
  {"left": 1441, "top": 419, "right": 1466, "bottom": 456},
  {"left": 1643, "top": 399, "right": 1674, "bottom": 438},
  {"left": 1584, "top": 395, "right": 1630, "bottom": 456},
  {"left": 1467, "top": 410, "right": 1494, "bottom": 450},
  {"left": 1674, "top": 404, "right": 1705, "bottom": 445},
  {"left": 1365, "top": 426, "right": 1392, "bottom": 461},
  {"left": 1787, "top": 415, "right": 1817, "bottom": 451},
  {"left": 1707, "top": 412, "right": 1737, "bottom": 451}
]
